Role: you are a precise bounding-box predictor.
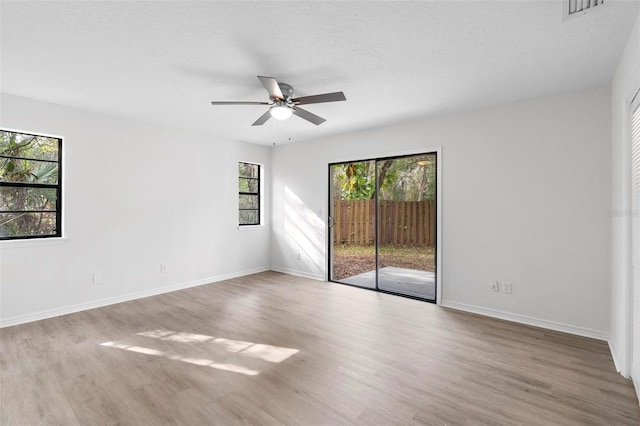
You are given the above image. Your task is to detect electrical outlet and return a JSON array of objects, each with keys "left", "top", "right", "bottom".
[
  {"left": 296, "top": 252, "right": 301, "bottom": 260},
  {"left": 160, "top": 264, "right": 167, "bottom": 273},
  {"left": 502, "top": 282, "right": 512, "bottom": 294},
  {"left": 93, "top": 273, "right": 103, "bottom": 285},
  {"left": 490, "top": 281, "right": 500, "bottom": 292}
]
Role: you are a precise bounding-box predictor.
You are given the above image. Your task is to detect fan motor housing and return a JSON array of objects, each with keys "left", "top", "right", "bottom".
[{"left": 278, "top": 83, "right": 294, "bottom": 100}]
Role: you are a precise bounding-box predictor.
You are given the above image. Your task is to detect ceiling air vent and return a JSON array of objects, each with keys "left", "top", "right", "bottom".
[{"left": 563, "top": 0, "right": 605, "bottom": 21}]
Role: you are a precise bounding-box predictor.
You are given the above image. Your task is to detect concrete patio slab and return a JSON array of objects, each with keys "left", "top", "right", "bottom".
[{"left": 338, "top": 266, "right": 435, "bottom": 300}]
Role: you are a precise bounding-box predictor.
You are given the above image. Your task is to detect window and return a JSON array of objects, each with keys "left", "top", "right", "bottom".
[
  {"left": 562, "top": 0, "right": 605, "bottom": 20},
  {"left": 0, "top": 130, "right": 62, "bottom": 240},
  {"left": 238, "top": 162, "right": 260, "bottom": 225}
]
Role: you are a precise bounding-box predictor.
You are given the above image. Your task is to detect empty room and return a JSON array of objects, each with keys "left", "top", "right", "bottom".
[{"left": 2, "top": 0, "right": 640, "bottom": 424}]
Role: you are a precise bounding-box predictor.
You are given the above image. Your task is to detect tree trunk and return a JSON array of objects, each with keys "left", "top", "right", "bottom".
[
  {"left": 417, "top": 165, "right": 429, "bottom": 201},
  {"left": 374, "top": 161, "right": 392, "bottom": 199}
]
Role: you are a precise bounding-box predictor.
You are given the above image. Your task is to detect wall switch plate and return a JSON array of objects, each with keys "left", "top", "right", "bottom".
[
  {"left": 490, "top": 281, "right": 500, "bottom": 292},
  {"left": 502, "top": 282, "right": 512, "bottom": 294},
  {"left": 93, "top": 273, "right": 103, "bottom": 285},
  {"left": 296, "top": 252, "right": 301, "bottom": 260},
  {"left": 160, "top": 264, "right": 167, "bottom": 273}
]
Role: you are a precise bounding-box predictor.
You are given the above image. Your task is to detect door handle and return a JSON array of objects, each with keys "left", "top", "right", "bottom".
[{"left": 328, "top": 216, "right": 334, "bottom": 228}]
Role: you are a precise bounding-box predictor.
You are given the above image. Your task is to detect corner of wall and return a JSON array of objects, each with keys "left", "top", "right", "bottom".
[{"left": 609, "top": 7, "right": 640, "bottom": 381}]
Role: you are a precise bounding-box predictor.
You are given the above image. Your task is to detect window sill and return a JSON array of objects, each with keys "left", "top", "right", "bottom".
[
  {"left": 0, "top": 237, "right": 68, "bottom": 249},
  {"left": 237, "top": 225, "right": 265, "bottom": 231}
]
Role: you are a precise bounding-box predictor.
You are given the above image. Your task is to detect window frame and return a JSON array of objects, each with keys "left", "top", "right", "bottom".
[
  {"left": 0, "top": 129, "right": 63, "bottom": 241},
  {"left": 238, "top": 162, "right": 261, "bottom": 226}
]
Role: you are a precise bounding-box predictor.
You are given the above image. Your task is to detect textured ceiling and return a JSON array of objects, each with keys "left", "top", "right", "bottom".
[{"left": 1, "top": 1, "right": 639, "bottom": 146}]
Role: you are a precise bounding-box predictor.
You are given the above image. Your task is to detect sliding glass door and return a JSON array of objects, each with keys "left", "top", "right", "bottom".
[
  {"left": 329, "top": 160, "right": 377, "bottom": 289},
  {"left": 377, "top": 154, "right": 436, "bottom": 299},
  {"left": 329, "top": 153, "right": 437, "bottom": 301}
]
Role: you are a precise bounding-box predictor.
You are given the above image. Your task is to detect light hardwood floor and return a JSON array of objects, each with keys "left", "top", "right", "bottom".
[{"left": 1, "top": 271, "right": 639, "bottom": 425}]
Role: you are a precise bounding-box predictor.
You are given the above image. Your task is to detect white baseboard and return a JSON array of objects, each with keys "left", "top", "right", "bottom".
[
  {"left": 609, "top": 339, "right": 623, "bottom": 375},
  {"left": 608, "top": 339, "right": 633, "bottom": 378},
  {"left": 0, "top": 266, "right": 269, "bottom": 328},
  {"left": 269, "top": 266, "right": 324, "bottom": 281},
  {"left": 610, "top": 339, "right": 639, "bottom": 405},
  {"left": 441, "top": 300, "right": 609, "bottom": 341}
]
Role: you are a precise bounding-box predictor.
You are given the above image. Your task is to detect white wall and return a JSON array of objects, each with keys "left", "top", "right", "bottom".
[
  {"left": 610, "top": 8, "right": 640, "bottom": 391},
  {"left": 0, "top": 94, "right": 271, "bottom": 326},
  {"left": 271, "top": 86, "right": 612, "bottom": 339}
]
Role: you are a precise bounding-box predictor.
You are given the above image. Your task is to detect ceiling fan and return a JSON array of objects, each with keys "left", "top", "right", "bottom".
[{"left": 210, "top": 76, "right": 346, "bottom": 126}]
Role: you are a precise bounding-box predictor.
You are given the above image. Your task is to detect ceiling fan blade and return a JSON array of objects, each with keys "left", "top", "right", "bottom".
[
  {"left": 292, "top": 91, "right": 346, "bottom": 105},
  {"left": 251, "top": 110, "right": 272, "bottom": 126},
  {"left": 257, "top": 76, "right": 284, "bottom": 100},
  {"left": 211, "top": 101, "right": 270, "bottom": 105},
  {"left": 293, "top": 107, "right": 326, "bottom": 125}
]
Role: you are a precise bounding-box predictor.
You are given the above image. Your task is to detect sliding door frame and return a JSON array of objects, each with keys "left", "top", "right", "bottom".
[{"left": 326, "top": 147, "right": 442, "bottom": 305}]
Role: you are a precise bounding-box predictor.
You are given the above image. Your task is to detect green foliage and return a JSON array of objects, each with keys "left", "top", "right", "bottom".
[
  {"left": 238, "top": 162, "right": 260, "bottom": 225},
  {"left": 332, "top": 154, "right": 436, "bottom": 201},
  {"left": 1, "top": 132, "right": 59, "bottom": 184},
  {"left": 239, "top": 177, "right": 258, "bottom": 193},
  {"left": 238, "top": 162, "right": 258, "bottom": 178},
  {"left": 333, "top": 162, "right": 376, "bottom": 200},
  {"left": 379, "top": 156, "right": 436, "bottom": 201},
  {"left": 0, "top": 131, "right": 59, "bottom": 238}
]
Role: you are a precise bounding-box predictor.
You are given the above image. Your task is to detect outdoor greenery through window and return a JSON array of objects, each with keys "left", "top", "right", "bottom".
[
  {"left": 239, "top": 162, "right": 260, "bottom": 225},
  {"left": 0, "top": 130, "right": 62, "bottom": 240}
]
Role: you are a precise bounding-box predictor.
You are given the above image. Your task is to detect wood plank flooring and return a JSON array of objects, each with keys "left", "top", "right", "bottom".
[{"left": 1, "top": 271, "right": 639, "bottom": 425}]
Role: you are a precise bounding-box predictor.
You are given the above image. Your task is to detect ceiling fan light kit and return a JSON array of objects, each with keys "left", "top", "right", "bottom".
[
  {"left": 270, "top": 104, "right": 293, "bottom": 120},
  {"left": 210, "top": 76, "right": 346, "bottom": 126}
]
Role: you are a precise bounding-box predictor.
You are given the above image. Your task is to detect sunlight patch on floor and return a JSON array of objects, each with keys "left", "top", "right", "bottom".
[
  {"left": 100, "top": 341, "right": 260, "bottom": 376},
  {"left": 100, "top": 329, "right": 299, "bottom": 375},
  {"left": 137, "top": 329, "right": 213, "bottom": 343},
  {"left": 135, "top": 329, "right": 300, "bottom": 363}
]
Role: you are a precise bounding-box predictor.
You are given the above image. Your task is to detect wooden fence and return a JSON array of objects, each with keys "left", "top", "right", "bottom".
[{"left": 333, "top": 198, "right": 435, "bottom": 246}]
